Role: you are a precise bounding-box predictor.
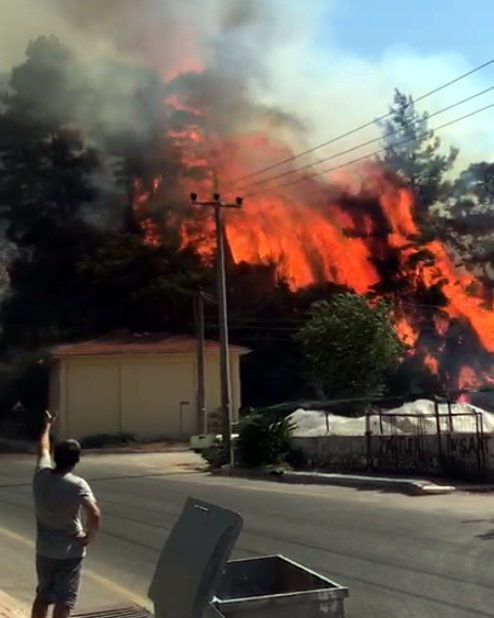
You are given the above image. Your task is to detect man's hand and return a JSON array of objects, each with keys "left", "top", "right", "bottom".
[
  {"left": 36, "top": 410, "right": 57, "bottom": 462},
  {"left": 81, "top": 499, "right": 101, "bottom": 547},
  {"left": 74, "top": 534, "right": 91, "bottom": 547},
  {"left": 43, "top": 410, "right": 57, "bottom": 427}
]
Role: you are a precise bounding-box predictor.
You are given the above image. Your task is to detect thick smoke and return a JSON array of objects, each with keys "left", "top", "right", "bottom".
[
  {"left": 0, "top": 1, "right": 316, "bottom": 184},
  {"left": 1, "top": 0, "right": 494, "bottom": 391},
  {"left": 1, "top": 0, "right": 492, "bottom": 168}
]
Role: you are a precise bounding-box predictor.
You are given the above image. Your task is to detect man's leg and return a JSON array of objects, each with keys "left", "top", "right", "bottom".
[
  {"left": 33, "top": 555, "right": 54, "bottom": 618},
  {"left": 31, "top": 596, "right": 49, "bottom": 618},
  {"left": 53, "top": 557, "right": 83, "bottom": 617},
  {"left": 53, "top": 603, "right": 71, "bottom": 618}
]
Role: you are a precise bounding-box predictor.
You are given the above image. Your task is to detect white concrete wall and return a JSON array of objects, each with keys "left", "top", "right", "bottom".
[{"left": 293, "top": 434, "right": 494, "bottom": 478}]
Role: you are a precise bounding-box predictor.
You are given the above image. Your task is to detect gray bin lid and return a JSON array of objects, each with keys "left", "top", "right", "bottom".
[{"left": 148, "top": 497, "right": 243, "bottom": 618}]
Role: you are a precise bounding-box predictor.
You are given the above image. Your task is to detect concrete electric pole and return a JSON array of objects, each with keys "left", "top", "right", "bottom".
[
  {"left": 190, "top": 191, "right": 243, "bottom": 465},
  {"left": 194, "top": 289, "right": 206, "bottom": 434}
]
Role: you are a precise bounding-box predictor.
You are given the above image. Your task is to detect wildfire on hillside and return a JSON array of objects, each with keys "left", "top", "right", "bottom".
[{"left": 131, "top": 76, "right": 494, "bottom": 398}]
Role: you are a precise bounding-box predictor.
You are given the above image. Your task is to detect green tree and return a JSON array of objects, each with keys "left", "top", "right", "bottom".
[
  {"left": 445, "top": 163, "right": 494, "bottom": 263},
  {"left": 437, "top": 162, "right": 494, "bottom": 304},
  {"left": 295, "top": 293, "right": 403, "bottom": 400},
  {"left": 0, "top": 37, "right": 104, "bottom": 347},
  {"left": 0, "top": 37, "right": 100, "bottom": 248},
  {"left": 378, "top": 89, "right": 458, "bottom": 219}
]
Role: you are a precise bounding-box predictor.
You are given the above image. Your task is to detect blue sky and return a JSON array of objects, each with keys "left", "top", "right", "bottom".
[
  {"left": 261, "top": 0, "right": 494, "bottom": 167},
  {"left": 321, "top": 0, "right": 493, "bottom": 64}
]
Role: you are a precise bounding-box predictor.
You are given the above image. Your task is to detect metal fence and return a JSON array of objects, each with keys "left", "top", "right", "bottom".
[{"left": 370, "top": 405, "right": 487, "bottom": 479}]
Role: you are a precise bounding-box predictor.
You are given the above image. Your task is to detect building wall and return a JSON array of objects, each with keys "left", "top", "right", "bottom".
[{"left": 53, "top": 351, "right": 243, "bottom": 440}]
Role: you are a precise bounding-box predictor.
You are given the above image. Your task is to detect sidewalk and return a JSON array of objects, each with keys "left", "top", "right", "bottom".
[
  {"left": 214, "top": 467, "right": 456, "bottom": 495},
  {"left": 0, "top": 591, "right": 27, "bottom": 618}
]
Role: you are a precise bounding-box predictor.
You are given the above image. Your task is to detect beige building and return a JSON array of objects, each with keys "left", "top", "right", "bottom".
[{"left": 49, "top": 333, "right": 249, "bottom": 441}]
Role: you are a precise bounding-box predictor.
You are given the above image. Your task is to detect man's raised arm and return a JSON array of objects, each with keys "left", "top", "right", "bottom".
[{"left": 36, "top": 411, "right": 55, "bottom": 468}]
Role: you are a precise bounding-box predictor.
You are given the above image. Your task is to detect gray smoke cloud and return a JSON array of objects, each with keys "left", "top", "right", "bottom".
[
  {"left": 0, "top": 0, "right": 492, "bottom": 180},
  {"left": 0, "top": 0, "right": 314, "bottom": 173}
]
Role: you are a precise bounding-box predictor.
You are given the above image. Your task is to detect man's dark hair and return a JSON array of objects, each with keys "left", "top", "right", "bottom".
[{"left": 54, "top": 439, "right": 81, "bottom": 471}]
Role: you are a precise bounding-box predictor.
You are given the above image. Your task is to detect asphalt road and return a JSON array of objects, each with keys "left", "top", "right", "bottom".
[{"left": 1, "top": 452, "right": 494, "bottom": 618}]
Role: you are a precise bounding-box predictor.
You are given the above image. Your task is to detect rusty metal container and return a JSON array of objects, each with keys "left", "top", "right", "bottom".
[{"left": 148, "top": 498, "right": 349, "bottom": 618}]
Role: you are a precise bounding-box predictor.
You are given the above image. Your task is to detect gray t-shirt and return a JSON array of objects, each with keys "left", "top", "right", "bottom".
[{"left": 33, "top": 454, "right": 96, "bottom": 559}]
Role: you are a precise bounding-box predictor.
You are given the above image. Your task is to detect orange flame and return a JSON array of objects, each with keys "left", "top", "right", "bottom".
[
  {"left": 225, "top": 195, "right": 378, "bottom": 292},
  {"left": 132, "top": 91, "right": 494, "bottom": 391},
  {"left": 458, "top": 366, "right": 477, "bottom": 390},
  {"left": 394, "top": 316, "right": 419, "bottom": 347},
  {"left": 133, "top": 179, "right": 161, "bottom": 246},
  {"left": 424, "top": 354, "right": 439, "bottom": 375}
]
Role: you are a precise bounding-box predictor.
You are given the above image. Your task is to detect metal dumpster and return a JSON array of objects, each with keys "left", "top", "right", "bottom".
[
  {"left": 213, "top": 555, "right": 348, "bottom": 618},
  {"left": 148, "top": 498, "right": 349, "bottom": 618}
]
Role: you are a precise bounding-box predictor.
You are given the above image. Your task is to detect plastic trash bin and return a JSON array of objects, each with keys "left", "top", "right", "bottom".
[{"left": 148, "top": 497, "right": 349, "bottom": 618}]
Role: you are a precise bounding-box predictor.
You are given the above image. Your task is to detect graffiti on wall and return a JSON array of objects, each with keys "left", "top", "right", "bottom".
[
  {"left": 447, "top": 434, "right": 491, "bottom": 460},
  {"left": 374, "top": 435, "right": 439, "bottom": 473},
  {"left": 373, "top": 433, "right": 491, "bottom": 475}
]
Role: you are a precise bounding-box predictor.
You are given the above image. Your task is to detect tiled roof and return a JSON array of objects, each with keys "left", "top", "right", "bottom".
[{"left": 51, "top": 332, "right": 250, "bottom": 358}]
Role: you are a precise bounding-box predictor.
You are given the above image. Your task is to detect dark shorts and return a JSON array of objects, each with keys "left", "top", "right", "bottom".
[{"left": 36, "top": 555, "right": 83, "bottom": 608}]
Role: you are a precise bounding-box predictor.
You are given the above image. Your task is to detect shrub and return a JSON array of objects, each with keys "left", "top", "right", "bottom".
[
  {"left": 236, "top": 413, "right": 294, "bottom": 468},
  {"left": 80, "top": 432, "right": 136, "bottom": 448},
  {"left": 202, "top": 444, "right": 228, "bottom": 469},
  {"left": 206, "top": 407, "right": 222, "bottom": 434}
]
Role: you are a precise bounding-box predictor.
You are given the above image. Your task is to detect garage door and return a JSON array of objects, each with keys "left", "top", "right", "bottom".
[
  {"left": 66, "top": 362, "right": 120, "bottom": 439},
  {"left": 121, "top": 359, "right": 195, "bottom": 438}
]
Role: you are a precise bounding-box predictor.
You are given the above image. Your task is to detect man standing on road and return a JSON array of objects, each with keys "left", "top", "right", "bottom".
[{"left": 32, "top": 413, "right": 101, "bottom": 618}]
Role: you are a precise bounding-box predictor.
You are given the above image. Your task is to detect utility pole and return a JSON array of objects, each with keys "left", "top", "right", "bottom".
[
  {"left": 190, "top": 191, "right": 243, "bottom": 465},
  {"left": 194, "top": 289, "right": 206, "bottom": 434}
]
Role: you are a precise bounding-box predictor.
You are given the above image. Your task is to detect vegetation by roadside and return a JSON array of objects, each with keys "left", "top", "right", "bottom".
[{"left": 202, "top": 411, "right": 297, "bottom": 470}]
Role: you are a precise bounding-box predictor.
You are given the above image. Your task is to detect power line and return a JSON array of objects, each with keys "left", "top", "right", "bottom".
[
  {"left": 237, "top": 86, "right": 494, "bottom": 192},
  {"left": 245, "top": 101, "right": 494, "bottom": 198},
  {"left": 231, "top": 57, "right": 494, "bottom": 184}
]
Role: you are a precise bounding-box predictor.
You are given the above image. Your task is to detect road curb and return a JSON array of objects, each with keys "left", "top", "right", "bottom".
[
  {"left": 212, "top": 468, "right": 456, "bottom": 495},
  {"left": 83, "top": 444, "right": 189, "bottom": 455},
  {"left": 454, "top": 484, "right": 494, "bottom": 493}
]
